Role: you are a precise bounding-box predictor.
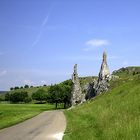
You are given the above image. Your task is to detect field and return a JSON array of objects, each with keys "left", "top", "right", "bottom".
[
  {"left": 0, "top": 104, "right": 55, "bottom": 129},
  {"left": 63, "top": 73, "right": 140, "bottom": 140}
]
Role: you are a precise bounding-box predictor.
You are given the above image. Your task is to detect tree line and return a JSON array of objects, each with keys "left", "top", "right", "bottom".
[{"left": 3, "top": 80, "right": 72, "bottom": 108}]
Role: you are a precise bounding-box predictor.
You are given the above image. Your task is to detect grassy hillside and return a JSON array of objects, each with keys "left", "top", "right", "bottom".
[
  {"left": 0, "top": 86, "right": 50, "bottom": 101},
  {"left": 0, "top": 104, "right": 55, "bottom": 129},
  {"left": 9, "top": 86, "right": 50, "bottom": 96},
  {"left": 63, "top": 68, "right": 140, "bottom": 140}
]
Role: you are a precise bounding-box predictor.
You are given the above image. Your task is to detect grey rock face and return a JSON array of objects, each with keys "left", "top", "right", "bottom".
[
  {"left": 98, "top": 51, "right": 110, "bottom": 81},
  {"left": 85, "top": 80, "right": 97, "bottom": 100},
  {"left": 96, "top": 51, "right": 111, "bottom": 95},
  {"left": 71, "top": 64, "right": 83, "bottom": 106},
  {"left": 86, "top": 51, "right": 111, "bottom": 99}
]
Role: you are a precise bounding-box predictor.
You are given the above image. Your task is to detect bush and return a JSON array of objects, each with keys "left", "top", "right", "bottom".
[
  {"left": 0, "top": 97, "right": 3, "bottom": 102},
  {"left": 14, "top": 86, "right": 19, "bottom": 90},
  {"left": 24, "top": 85, "right": 29, "bottom": 88},
  {"left": 10, "top": 91, "right": 29, "bottom": 103},
  {"left": 10, "top": 87, "right": 14, "bottom": 91},
  {"left": 47, "top": 81, "right": 72, "bottom": 108},
  {"left": 23, "top": 97, "right": 32, "bottom": 103},
  {"left": 32, "top": 89, "right": 47, "bottom": 103},
  {"left": 5, "top": 93, "right": 10, "bottom": 101}
]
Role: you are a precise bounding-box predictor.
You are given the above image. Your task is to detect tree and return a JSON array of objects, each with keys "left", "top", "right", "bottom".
[
  {"left": 0, "top": 97, "right": 3, "bottom": 102},
  {"left": 47, "top": 84, "right": 62, "bottom": 108},
  {"left": 5, "top": 93, "right": 10, "bottom": 101},
  {"left": 10, "top": 91, "right": 28, "bottom": 103},
  {"left": 24, "top": 85, "right": 29, "bottom": 88},
  {"left": 14, "top": 86, "right": 19, "bottom": 90},
  {"left": 60, "top": 84, "right": 72, "bottom": 108},
  {"left": 32, "top": 89, "right": 47, "bottom": 103},
  {"left": 10, "top": 87, "right": 14, "bottom": 91},
  {"left": 47, "top": 81, "right": 72, "bottom": 108}
]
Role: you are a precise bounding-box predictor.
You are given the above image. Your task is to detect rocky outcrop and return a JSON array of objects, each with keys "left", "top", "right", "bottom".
[
  {"left": 71, "top": 64, "right": 83, "bottom": 106},
  {"left": 71, "top": 52, "right": 111, "bottom": 103},
  {"left": 86, "top": 51, "right": 111, "bottom": 100},
  {"left": 85, "top": 79, "right": 97, "bottom": 100},
  {"left": 95, "top": 51, "right": 111, "bottom": 95}
]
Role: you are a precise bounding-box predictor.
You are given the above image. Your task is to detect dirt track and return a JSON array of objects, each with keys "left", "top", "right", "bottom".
[{"left": 0, "top": 110, "right": 66, "bottom": 140}]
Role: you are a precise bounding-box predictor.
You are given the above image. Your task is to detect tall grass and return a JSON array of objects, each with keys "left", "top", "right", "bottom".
[
  {"left": 63, "top": 75, "right": 140, "bottom": 140},
  {"left": 0, "top": 104, "right": 54, "bottom": 129}
]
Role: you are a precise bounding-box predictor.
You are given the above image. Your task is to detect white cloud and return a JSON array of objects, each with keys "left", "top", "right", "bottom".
[
  {"left": 84, "top": 39, "right": 110, "bottom": 51},
  {"left": 23, "top": 79, "right": 33, "bottom": 85},
  {"left": 41, "top": 80, "right": 47, "bottom": 85},
  {"left": 0, "top": 70, "right": 7, "bottom": 77}
]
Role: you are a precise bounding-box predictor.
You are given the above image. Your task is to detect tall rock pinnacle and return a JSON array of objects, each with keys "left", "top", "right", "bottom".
[
  {"left": 71, "top": 64, "right": 82, "bottom": 106},
  {"left": 98, "top": 51, "right": 110, "bottom": 80},
  {"left": 96, "top": 51, "right": 111, "bottom": 94}
]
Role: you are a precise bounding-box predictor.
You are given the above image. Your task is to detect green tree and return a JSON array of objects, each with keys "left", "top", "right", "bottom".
[
  {"left": 5, "top": 93, "right": 10, "bottom": 101},
  {"left": 14, "top": 86, "right": 19, "bottom": 90},
  {"left": 47, "top": 84, "right": 62, "bottom": 108},
  {"left": 10, "top": 87, "right": 14, "bottom": 91},
  {"left": 32, "top": 89, "right": 47, "bottom": 103},
  {"left": 24, "top": 85, "right": 29, "bottom": 88},
  {"left": 10, "top": 91, "right": 28, "bottom": 103},
  {"left": 47, "top": 81, "right": 72, "bottom": 108}
]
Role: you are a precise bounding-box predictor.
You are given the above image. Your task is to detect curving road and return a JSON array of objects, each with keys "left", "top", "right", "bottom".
[{"left": 0, "top": 110, "right": 66, "bottom": 140}]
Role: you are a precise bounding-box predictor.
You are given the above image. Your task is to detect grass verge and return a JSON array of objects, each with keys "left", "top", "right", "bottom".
[
  {"left": 63, "top": 76, "right": 140, "bottom": 140},
  {"left": 0, "top": 103, "right": 54, "bottom": 129}
]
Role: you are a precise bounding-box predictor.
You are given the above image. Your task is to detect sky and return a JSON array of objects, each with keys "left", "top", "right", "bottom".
[{"left": 0, "top": 0, "right": 140, "bottom": 90}]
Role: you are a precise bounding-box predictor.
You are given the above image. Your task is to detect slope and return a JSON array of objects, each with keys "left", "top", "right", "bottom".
[{"left": 63, "top": 69, "right": 140, "bottom": 140}]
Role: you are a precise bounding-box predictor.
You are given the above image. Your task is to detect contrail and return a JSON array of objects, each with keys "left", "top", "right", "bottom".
[
  {"left": 42, "top": 14, "right": 50, "bottom": 27},
  {"left": 31, "top": 2, "right": 54, "bottom": 47}
]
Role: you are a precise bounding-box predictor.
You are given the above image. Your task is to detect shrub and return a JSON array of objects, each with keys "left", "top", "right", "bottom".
[
  {"left": 10, "top": 91, "right": 28, "bottom": 103},
  {"left": 14, "top": 86, "right": 19, "bottom": 90},
  {"left": 32, "top": 89, "right": 47, "bottom": 103},
  {"left": 5, "top": 93, "right": 10, "bottom": 101},
  {"left": 24, "top": 85, "right": 29, "bottom": 88}
]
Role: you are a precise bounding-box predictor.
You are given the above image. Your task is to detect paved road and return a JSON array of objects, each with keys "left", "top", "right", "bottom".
[{"left": 0, "top": 110, "right": 66, "bottom": 140}]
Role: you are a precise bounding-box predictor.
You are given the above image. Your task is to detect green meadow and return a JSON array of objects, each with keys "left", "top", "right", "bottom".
[
  {"left": 0, "top": 104, "right": 54, "bottom": 129},
  {"left": 63, "top": 73, "right": 140, "bottom": 140}
]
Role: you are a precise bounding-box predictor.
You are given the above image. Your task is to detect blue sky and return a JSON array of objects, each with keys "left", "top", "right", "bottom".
[{"left": 0, "top": 0, "right": 140, "bottom": 90}]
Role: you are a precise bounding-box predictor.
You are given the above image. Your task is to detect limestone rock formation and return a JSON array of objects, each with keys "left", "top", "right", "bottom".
[
  {"left": 85, "top": 79, "right": 97, "bottom": 100},
  {"left": 86, "top": 51, "right": 111, "bottom": 100},
  {"left": 71, "top": 64, "right": 83, "bottom": 106},
  {"left": 95, "top": 51, "right": 111, "bottom": 95},
  {"left": 98, "top": 51, "right": 110, "bottom": 81}
]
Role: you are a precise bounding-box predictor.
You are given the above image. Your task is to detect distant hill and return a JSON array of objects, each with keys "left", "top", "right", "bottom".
[
  {"left": 0, "top": 91, "right": 7, "bottom": 94},
  {"left": 113, "top": 66, "right": 140, "bottom": 75},
  {"left": 8, "top": 86, "right": 50, "bottom": 96}
]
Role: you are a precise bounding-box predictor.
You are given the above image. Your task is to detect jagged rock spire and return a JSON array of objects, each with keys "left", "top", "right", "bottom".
[
  {"left": 98, "top": 51, "right": 110, "bottom": 80},
  {"left": 96, "top": 51, "right": 111, "bottom": 94},
  {"left": 74, "top": 64, "right": 78, "bottom": 75},
  {"left": 71, "top": 64, "right": 82, "bottom": 106},
  {"left": 103, "top": 51, "right": 107, "bottom": 63}
]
